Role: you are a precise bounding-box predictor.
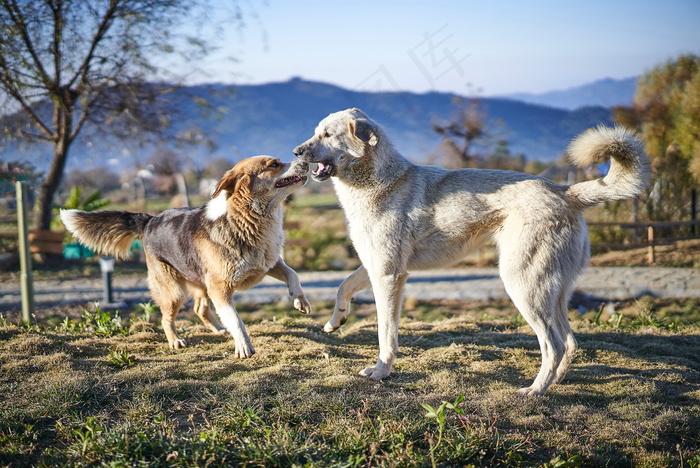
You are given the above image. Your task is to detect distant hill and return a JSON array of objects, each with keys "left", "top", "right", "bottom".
[
  {"left": 6, "top": 78, "right": 616, "bottom": 172},
  {"left": 502, "top": 77, "right": 638, "bottom": 110}
]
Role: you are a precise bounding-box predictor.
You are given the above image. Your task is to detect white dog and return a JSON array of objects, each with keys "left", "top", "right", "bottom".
[{"left": 293, "top": 108, "right": 648, "bottom": 395}]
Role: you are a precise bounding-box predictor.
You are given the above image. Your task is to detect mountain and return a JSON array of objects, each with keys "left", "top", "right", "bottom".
[
  {"left": 6, "top": 78, "right": 615, "bottom": 172},
  {"left": 502, "top": 77, "right": 637, "bottom": 111}
]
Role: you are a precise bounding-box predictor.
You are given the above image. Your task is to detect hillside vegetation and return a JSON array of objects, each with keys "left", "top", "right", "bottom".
[{"left": 12, "top": 78, "right": 614, "bottom": 174}]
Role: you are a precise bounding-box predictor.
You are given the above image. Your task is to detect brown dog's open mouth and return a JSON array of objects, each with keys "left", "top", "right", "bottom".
[{"left": 275, "top": 175, "right": 307, "bottom": 188}]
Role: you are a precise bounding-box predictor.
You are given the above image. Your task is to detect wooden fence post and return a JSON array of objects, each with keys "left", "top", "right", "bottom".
[
  {"left": 174, "top": 173, "right": 189, "bottom": 208},
  {"left": 647, "top": 226, "right": 655, "bottom": 265},
  {"left": 692, "top": 188, "right": 697, "bottom": 236},
  {"left": 16, "top": 181, "right": 34, "bottom": 323},
  {"left": 632, "top": 196, "right": 639, "bottom": 244}
]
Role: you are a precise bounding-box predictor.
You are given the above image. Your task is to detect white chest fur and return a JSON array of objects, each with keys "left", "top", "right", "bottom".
[{"left": 205, "top": 190, "right": 228, "bottom": 221}]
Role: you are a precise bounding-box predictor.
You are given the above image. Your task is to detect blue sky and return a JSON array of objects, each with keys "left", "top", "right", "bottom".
[{"left": 191, "top": 0, "right": 700, "bottom": 96}]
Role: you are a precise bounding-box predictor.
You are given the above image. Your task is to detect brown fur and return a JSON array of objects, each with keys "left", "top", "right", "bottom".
[{"left": 61, "top": 156, "right": 312, "bottom": 357}]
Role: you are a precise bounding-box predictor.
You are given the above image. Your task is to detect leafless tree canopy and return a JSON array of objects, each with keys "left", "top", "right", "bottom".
[{"left": 0, "top": 0, "right": 244, "bottom": 230}]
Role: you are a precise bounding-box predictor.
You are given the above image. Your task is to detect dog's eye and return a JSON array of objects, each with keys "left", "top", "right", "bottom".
[
  {"left": 323, "top": 131, "right": 331, "bottom": 138},
  {"left": 269, "top": 162, "right": 280, "bottom": 168}
]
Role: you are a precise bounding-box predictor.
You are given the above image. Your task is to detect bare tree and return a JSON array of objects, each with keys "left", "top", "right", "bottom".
[
  {"left": 148, "top": 149, "right": 183, "bottom": 176},
  {"left": 433, "top": 96, "right": 519, "bottom": 171},
  {"left": 0, "top": 0, "right": 245, "bottom": 231},
  {"left": 433, "top": 97, "right": 486, "bottom": 168}
]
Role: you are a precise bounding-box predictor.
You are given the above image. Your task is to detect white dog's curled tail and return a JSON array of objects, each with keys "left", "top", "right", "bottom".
[
  {"left": 60, "top": 209, "right": 151, "bottom": 260},
  {"left": 566, "top": 125, "right": 650, "bottom": 207}
]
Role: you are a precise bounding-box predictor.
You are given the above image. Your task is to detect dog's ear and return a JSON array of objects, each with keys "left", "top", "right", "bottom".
[
  {"left": 233, "top": 174, "right": 253, "bottom": 196},
  {"left": 212, "top": 172, "right": 253, "bottom": 198},
  {"left": 211, "top": 172, "right": 233, "bottom": 199},
  {"left": 349, "top": 118, "right": 378, "bottom": 147}
]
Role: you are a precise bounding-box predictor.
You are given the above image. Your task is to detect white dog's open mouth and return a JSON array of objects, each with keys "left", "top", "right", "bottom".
[
  {"left": 275, "top": 175, "right": 306, "bottom": 188},
  {"left": 312, "top": 162, "right": 335, "bottom": 181}
]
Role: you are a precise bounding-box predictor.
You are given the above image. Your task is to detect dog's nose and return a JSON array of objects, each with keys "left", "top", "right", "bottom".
[
  {"left": 297, "top": 161, "right": 308, "bottom": 171},
  {"left": 292, "top": 145, "right": 304, "bottom": 157}
]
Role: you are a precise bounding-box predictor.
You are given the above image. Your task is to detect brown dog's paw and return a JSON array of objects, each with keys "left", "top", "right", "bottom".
[
  {"left": 169, "top": 339, "right": 187, "bottom": 350},
  {"left": 234, "top": 342, "right": 256, "bottom": 359},
  {"left": 293, "top": 296, "right": 312, "bottom": 315}
]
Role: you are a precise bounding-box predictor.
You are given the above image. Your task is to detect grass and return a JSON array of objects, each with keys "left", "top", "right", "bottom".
[
  {"left": 1, "top": 194, "right": 699, "bottom": 465},
  {"left": 1, "top": 298, "right": 699, "bottom": 467}
]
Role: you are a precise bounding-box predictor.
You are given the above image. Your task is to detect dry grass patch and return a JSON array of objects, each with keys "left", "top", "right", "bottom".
[
  {"left": 0, "top": 298, "right": 699, "bottom": 467},
  {"left": 590, "top": 239, "right": 700, "bottom": 268}
]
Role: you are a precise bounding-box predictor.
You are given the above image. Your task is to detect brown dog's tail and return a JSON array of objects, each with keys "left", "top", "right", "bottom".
[
  {"left": 60, "top": 209, "right": 152, "bottom": 260},
  {"left": 565, "top": 126, "right": 650, "bottom": 207}
]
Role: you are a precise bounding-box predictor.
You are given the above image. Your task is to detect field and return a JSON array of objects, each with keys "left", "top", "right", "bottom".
[
  {"left": 1, "top": 297, "right": 699, "bottom": 467},
  {"left": 2, "top": 191, "right": 700, "bottom": 466}
]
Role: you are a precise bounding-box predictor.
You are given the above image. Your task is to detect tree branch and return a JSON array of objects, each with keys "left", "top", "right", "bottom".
[
  {"left": 3, "top": 0, "right": 53, "bottom": 88},
  {"left": 0, "top": 66, "right": 53, "bottom": 139},
  {"left": 68, "top": 0, "right": 119, "bottom": 92},
  {"left": 48, "top": 0, "right": 62, "bottom": 89},
  {"left": 69, "top": 89, "right": 101, "bottom": 142}
]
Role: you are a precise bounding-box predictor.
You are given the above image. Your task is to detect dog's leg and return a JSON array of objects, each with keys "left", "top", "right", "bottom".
[
  {"left": 146, "top": 255, "right": 188, "bottom": 349},
  {"left": 496, "top": 217, "right": 580, "bottom": 396},
  {"left": 500, "top": 263, "right": 568, "bottom": 396},
  {"left": 552, "top": 235, "right": 587, "bottom": 384},
  {"left": 502, "top": 277, "right": 567, "bottom": 396},
  {"left": 553, "top": 287, "right": 578, "bottom": 384},
  {"left": 267, "top": 258, "right": 312, "bottom": 315},
  {"left": 520, "top": 314, "right": 565, "bottom": 396},
  {"left": 325, "top": 265, "right": 370, "bottom": 333},
  {"left": 359, "top": 271, "right": 408, "bottom": 381},
  {"left": 160, "top": 297, "right": 188, "bottom": 349},
  {"left": 506, "top": 289, "right": 564, "bottom": 395},
  {"left": 208, "top": 291, "right": 255, "bottom": 359},
  {"left": 191, "top": 288, "right": 226, "bottom": 334}
]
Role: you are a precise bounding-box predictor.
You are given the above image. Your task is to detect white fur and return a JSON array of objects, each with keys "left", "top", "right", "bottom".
[
  {"left": 59, "top": 209, "right": 79, "bottom": 233},
  {"left": 294, "top": 108, "right": 649, "bottom": 396},
  {"left": 205, "top": 189, "right": 228, "bottom": 220},
  {"left": 210, "top": 302, "right": 255, "bottom": 358}
]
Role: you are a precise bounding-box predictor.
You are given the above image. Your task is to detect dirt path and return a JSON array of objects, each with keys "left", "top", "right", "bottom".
[{"left": 1, "top": 267, "right": 698, "bottom": 312}]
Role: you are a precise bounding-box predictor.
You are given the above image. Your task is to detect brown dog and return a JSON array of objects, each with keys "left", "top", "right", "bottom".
[{"left": 61, "top": 156, "right": 311, "bottom": 357}]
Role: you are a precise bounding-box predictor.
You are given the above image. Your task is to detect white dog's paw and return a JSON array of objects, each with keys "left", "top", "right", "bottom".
[
  {"left": 358, "top": 366, "right": 390, "bottom": 381},
  {"left": 234, "top": 341, "right": 256, "bottom": 359},
  {"left": 516, "top": 386, "right": 544, "bottom": 396},
  {"left": 292, "top": 295, "right": 312, "bottom": 315},
  {"left": 169, "top": 338, "right": 187, "bottom": 350},
  {"left": 215, "top": 328, "right": 228, "bottom": 335},
  {"left": 324, "top": 321, "right": 339, "bottom": 333}
]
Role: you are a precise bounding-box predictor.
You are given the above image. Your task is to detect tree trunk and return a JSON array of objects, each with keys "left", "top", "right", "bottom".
[
  {"left": 34, "top": 88, "right": 74, "bottom": 230},
  {"left": 460, "top": 137, "right": 472, "bottom": 168},
  {"left": 34, "top": 141, "right": 70, "bottom": 230},
  {"left": 692, "top": 188, "right": 698, "bottom": 236}
]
